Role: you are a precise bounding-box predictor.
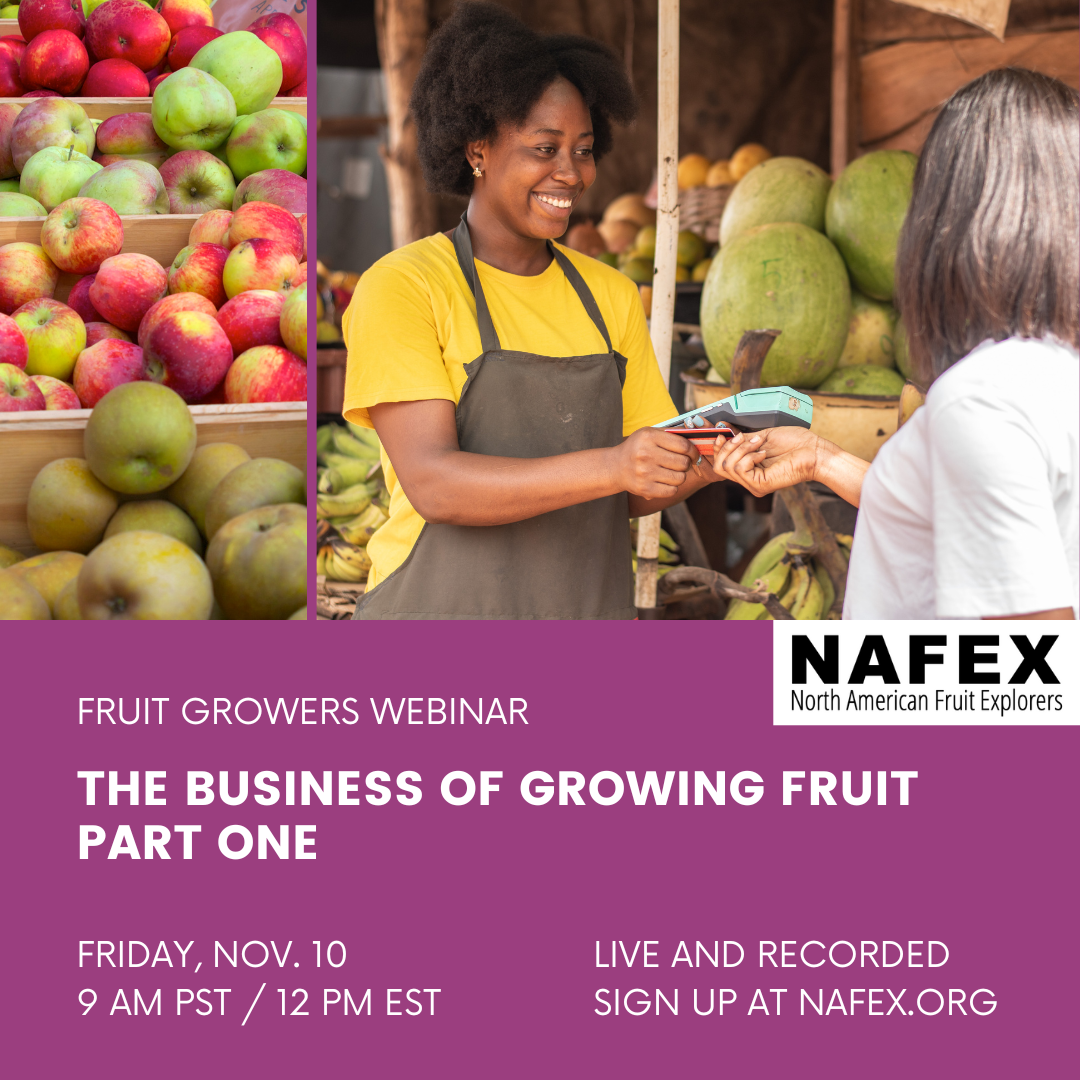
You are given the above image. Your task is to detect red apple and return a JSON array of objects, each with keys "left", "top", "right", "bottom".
[
  {"left": 67, "top": 273, "right": 101, "bottom": 323},
  {"left": 144, "top": 307, "right": 232, "bottom": 401},
  {"left": 291, "top": 262, "right": 307, "bottom": 287},
  {"left": 0, "top": 103, "right": 22, "bottom": 180},
  {"left": 159, "top": 149, "right": 235, "bottom": 214},
  {"left": 23, "top": 89, "right": 61, "bottom": 97},
  {"left": 18, "top": 0, "right": 84, "bottom": 42},
  {"left": 20, "top": 29, "right": 89, "bottom": 95},
  {"left": 137, "top": 290, "right": 216, "bottom": 348},
  {"left": 0, "top": 242, "right": 58, "bottom": 315},
  {"left": 297, "top": 212, "right": 306, "bottom": 261},
  {"left": 84, "top": 320, "right": 130, "bottom": 347},
  {"left": 278, "top": 280, "right": 305, "bottom": 359},
  {"left": 39, "top": 197, "right": 123, "bottom": 275},
  {"left": 189, "top": 207, "right": 231, "bottom": 246},
  {"left": 224, "top": 344, "right": 305, "bottom": 403},
  {"left": 249, "top": 26, "right": 304, "bottom": 95},
  {"left": 0, "top": 361, "right": 46, "bottom": 410},
  {"left": 191, "top": 379, "right": 225, "bottom": 404},
  {"left": 216, "top": 288, "right": 283, "bottom": 355},
  {"left": 11, "top": 98, "right": 95, "bottom": 173},
  {"left": 89, "top": 252, "right": 168, "bottom": 331},
  {"left": 0, "top": 36, "right": 28, "bottom": 97},
  {"left": 30, "top": 372, "right": 82, "bottom": 409},
  {"left": 0, "top": 310, "right": 29, "bottom": 369},
  {"left": 233, "top": 169, "right": 306, "bottom": 214},
  {"left": 284, "top": 77, "right": 306, "bottom": 98},
  {"left": 225, "top": 200, "right": 304, "bottom": 260},
  {"left": 166, "top": 24, "right": 220, "bottom": 71},
  {"left": 222, "top": 238, "right": 300, "bottom": 298},
  {"left": 168, "top": 242, "right": 228, "bottom": 307},
  {"left": 13, "top": 297, "right": 86, "bottom": 381},
  {"left": 248, "top": 12, "right": 305, "bottom": 92},
  {"left": 73, "top": 337, "right": 146, "bottom": 406},
  {"left": 86, "top": 0, "right": 169, "bottom": 72},
  {"left": 82, "top": 57, "right": 148, "bottom": 96},
  {"left": 148, "top": 71, "right": 168, "bottom": 93},
  {"left": 95, "top": 111, "right": 168, "bottom": 156},
  {"left": 158, "top": 0, "right": 213, "bottom": 36}
]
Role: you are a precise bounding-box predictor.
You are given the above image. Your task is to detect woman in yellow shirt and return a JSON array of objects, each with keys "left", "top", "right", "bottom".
[{"left": 343, "top": 3, "right": 718, "bottom": 619}]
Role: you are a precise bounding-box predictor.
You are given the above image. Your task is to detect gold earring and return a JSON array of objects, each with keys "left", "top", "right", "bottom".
[{"left": 472, "top": 163, "right": 483, "bottom": 177}]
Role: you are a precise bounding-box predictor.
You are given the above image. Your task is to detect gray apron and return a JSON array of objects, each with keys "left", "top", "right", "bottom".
[{"left": 354, "top": 214, "right": 634, "bottom": 620}]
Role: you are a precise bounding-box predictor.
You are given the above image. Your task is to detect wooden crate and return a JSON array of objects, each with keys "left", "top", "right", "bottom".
[
  {"left": 832, "top": 0, "right": 1079, "bottom": 172},
  {"left": 0, "top": 402, "right": 306, "bottom": 554},
  {"left": 316, "top": 347, "right": 347, "bottom": 414}
]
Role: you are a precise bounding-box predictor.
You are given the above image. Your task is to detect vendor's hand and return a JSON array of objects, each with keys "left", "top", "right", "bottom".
[
  {"left": 614, "top": 428, "right": 697, "bottom": 499},
  {"left": 711, "top": 426, "right": 820, "bottom": 496}
]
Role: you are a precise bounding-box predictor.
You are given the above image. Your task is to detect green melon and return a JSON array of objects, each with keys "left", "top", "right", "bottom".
[
  {"left": 818, "top": 363, "right": 904, "bottom": 396},
  {"left": 719, "top": 156, "right": 832, "bottom": 247},
  {"left": 893, "top": 314, "right": 912, "bottom": 379},
  {"left": 825, "top": 150, "right": 916, "bottom": 301},
  {"left": 836, "top": 290, "right": 897, "bottom": 368},
  {"left": 701, "top": 221, "right": 851, "bottom": 388}
]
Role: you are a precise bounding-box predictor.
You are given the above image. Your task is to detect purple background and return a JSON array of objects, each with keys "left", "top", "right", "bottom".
[{"left": 2, "top": 620, "right": 1076, "bottom": 1078}]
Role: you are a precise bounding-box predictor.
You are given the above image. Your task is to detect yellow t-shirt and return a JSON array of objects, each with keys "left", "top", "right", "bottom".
[{"left": 341, "top": 233, "right": 677, "bottom": 587}]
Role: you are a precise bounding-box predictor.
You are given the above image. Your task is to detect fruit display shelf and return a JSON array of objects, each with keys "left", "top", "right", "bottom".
[
  {"left": 0, "top": 95, "right": 307, "bottom": 119},
  {"left": 0, "top": 401, "right": 306, "bottom": 554}
]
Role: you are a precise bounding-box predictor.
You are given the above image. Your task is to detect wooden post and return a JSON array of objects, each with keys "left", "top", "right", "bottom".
[
  {"left": 375, "top": 0, "right": 438, "bottom": 248},
  {"left": 635, "top": 0, "right": 680, "bottom": 613},
  {"left": 831, "top": 0, "right": 856, "bottom": 177}
]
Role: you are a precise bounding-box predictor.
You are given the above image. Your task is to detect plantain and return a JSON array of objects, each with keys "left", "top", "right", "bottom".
[
  {"left": 725, "top": 556, "right": 790, "bottom": 620},
  {"left": 316, "top": 424, "right": 336, "bottom": 461},
  {"left": 336, "top": 504, "right": 389, "bottom": 546},
  {"left": 319, "top": 458, "right": 375, "bottom": 493},
  {"left": 812, "top": 559, "right": 835, "bottom": 616},
  {"left": 778, "top": 561, "right": 808, "bottom": 612},
  {"left": 324, "top": 539, "right": 372, "bottom": 582},
  {"left": 316, "top": 483, "right": 375, "bottom": 519},
  {"left": 835, "top": 532, "right": 853, "bottom": 553},
  {"left": 740, "top": 531, "right": 794, "bottom": 587},
  {"left": 332, "top": 427, "right": 381, "bottom": 460},
  {"left": 346, "top": 423, "right": 382, "bottom": 451},
  {"left": 659, "top": 528, "right": 679, "bottom": 553},
  {"left": 793, "top": 572, "right": 824, "bottom": 619}
]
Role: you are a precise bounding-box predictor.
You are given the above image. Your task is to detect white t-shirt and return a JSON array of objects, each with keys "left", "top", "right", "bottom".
[{"left": 844, "top": 337, "right": 1079, "bottom": 619}]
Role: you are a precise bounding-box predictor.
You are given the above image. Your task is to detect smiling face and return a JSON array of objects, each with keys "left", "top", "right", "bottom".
[{"left": 467, "top": 76, "right": 596, "bottom": 241}]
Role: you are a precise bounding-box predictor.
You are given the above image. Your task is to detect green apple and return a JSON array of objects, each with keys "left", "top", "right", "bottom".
[
  {"left": 0, "top": 5, "right": 20, "bottom": 17},
  {"left": 189, "top": 31, "right": 282, "bottom": 116},
  {"left": 225, "top": 108, "right": 306, "bottom": 180},
  {"left": 82, "top": 0, "right": 154, "bottom": 13},
  {"left": 55, "top": 577, "right": 81, "bottom": 619},
  {"left": 203, "top": 456, "right": 304, "bottom": 539},
  {"left": 77, "top": 529, "right": 214, "bottom": 620},
  {"left": 151, "top": 67, "right": 237, "bottom": 151},
  {"left": 0, "top": 179, "right": 20, "bottom": 193},
  {"left": 0, "top": 569, "right": 50, "bottom": 620},
  {"left": 78, "top": 159, "right": 170, "bottom": 215},
  {"left": 20, "top": 146, "right": 102, "bottom": 212},
  {"left": 15, "top": 297, "right": 87, "bottom": 381},
  {"left": 164, "top": 441, "right": 249, "bottom": 538},
  {"left": 26, "top": 457, "right": 119, "bottom": 553},
  {"left": 0, "top": 192, "right": 46, "bottom": 216},
  {"left": 104, "top": 498, "right": 203, "bottom": 555},
  {"left": 0, "top": 542, "right": 25, "bottom": 568},
  {"left": 205, "top": 502, "right": 306, "bottom": 619},
  {"left": 84, "top": 381, "right": 197, "bottom": 494}
]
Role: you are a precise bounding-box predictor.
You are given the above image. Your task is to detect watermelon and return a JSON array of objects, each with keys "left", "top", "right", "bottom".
[
  {"left": 893, "top": 314, "right": 912, "bottom": 379},
  {"left": 818, "top": 363, "right": 905, "bottom": 396},
  {"left": 825, "top": 150, "right": 917, "bottom": 301},
  {"left": 719, "top": 157, "right": 832, "bottom": 247},
  {"left": 700, "top": 221, "right": 851, "bottom": 389},
  {"left": 836, "top": 290, "right": 897, "bottom": 368}
]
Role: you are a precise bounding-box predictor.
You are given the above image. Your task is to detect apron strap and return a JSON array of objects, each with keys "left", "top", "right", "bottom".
[{"left": 453, "top": 212, "right": 615, "bottom": 356}]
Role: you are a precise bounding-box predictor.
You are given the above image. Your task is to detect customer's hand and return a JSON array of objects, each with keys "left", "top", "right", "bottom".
[{"left": 711, "top": 426, "right": 820, "bottom": 496}]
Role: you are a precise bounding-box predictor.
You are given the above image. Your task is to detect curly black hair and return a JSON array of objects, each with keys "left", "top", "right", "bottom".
[{"left": 410, "top": 2, "right": 638, "bottom": 197}]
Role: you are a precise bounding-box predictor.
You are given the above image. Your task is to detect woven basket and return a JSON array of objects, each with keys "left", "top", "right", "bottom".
[{"left": 680, "top": 184, "right": 733, "bottom": 243}]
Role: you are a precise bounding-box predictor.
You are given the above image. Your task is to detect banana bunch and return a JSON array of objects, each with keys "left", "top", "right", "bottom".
[
  {"left": 725, "top": 530, "right": 853, "bottom": 620},
  {"left": 317, "top": 537, "right": 372, "bottom": 582},
  {"left": 629, "top": 519, "right": 680, "bottom": 577},
  {"left": 336, "top": 504, "right": 389, "bottom": 546}
]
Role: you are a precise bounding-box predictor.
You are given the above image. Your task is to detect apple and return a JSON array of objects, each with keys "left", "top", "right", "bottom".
[
  {"left": 189, "top": 206, "right": 231, "bottom": 246},
  {"left": 104, "top": 497, "right": 202, "bottom": 554},
  {"left": 248, "top": 12, "right": 305, "bottom": 92},
  {"left": 77, "top": 529, "right": 214, "bottom": 619},
  {"left": 84, "top": 320, "right": 129, "bottom": 346},
  {"left": 86, "top": 0, "right": 168, "bottom": 71},
  {"left": 284, "top": 77, "right": 305, "bottom": 98},
  {"left": 27, "top": 455, "right": 118, "bottom": 550},
  {"left": 166, "top": 241, "right": 228, "bottom": 308},
  {"left": 278, "top": 280, "right": 305, "bottom": 360},
  {"left": 159, "top": 148, "right": 234, "bottom": 213},
  {"left": 203, "top": 456, "right": 304, "bottom": 539},
  {"left": 0, "top": 360, "right": 46, "bottom": 409},
  {"left": 54, "top": 577, "right": 80, "bottom": 618},
  {"left": 189, "top": 31, "right": 281, "bottom": 116},
  {"left": 8, "top": 550, "right": 85, "bottom": 615},
  {"left": 157, "top": 0, "right": 211, "bottom": 36},
  {"left": 18, "top": 0, "right": 84, "bottom": 41},
  {"left": 83, "top": 0, "right": 156, "bottom": 16},
  {"left": 224, "top": 107, "right": 305, "bottom": 181},
  {"left": 89, "top": 251, "right": 168, "bottom": 331},
  {"left": 83, "top": 379, "right": 196, "bottom": 493},
  {"left": 66, "top": 272, "right": 100, "bottom": 322},
  {"left": 0, "top": 311, "right": 28, "bottom": 367},
  {"left": 296, "top": 212, "right": 306, "bottom": 260},
  {"left": 216, "top": 289, "right": 282, "bottom": 354},
  {"left": 222, "top": 238, "right": 300, "bottom": 298},
  {"left": 10, "top": 96, "right": 94, "bottom": 173},
  {"left": 19, "top": 28, "right": 88, "bottom": 94},
  {"left": 167, "top": 23, "right": 219, "bottom": 71},
  {"left": 290, "top": 262, "right": 307, "bottom": 287},
  {"left": 147, "top": 70, "right": 167, "bottom": 93},
  {"left": 72, "top": 336, "right": 144, "bottom": 405},
  {"left": 0, "top": 242, "right": 58, "bottom": 314},
  {"left": 164, "top": 440, "right": 249, "bottom": 537},
  {"left": 232, "top": 168, "right": 305, "bottom": 213},
  {"left": 0, "top": 570, "right": 50, "bottom": 619},
  {"left": 248, "top": 25, "right": 301, "bottom": 95},
  {"left": 82, "top": 56, "right": 147, "bottom": 95},
  {"left": 0, "top": 36, "right": 28, "bottom": 97},
  {"left": 20, "top": 145, "right": 102, "bottom": 210},
  {"left": 0, "top": 191, "right": 45, "bottom": 215},
  {"left": 144, "top": 307, "right": 232, "bottom": 401},
  {"left": 13, "top": 297, "right": 86, "bottom": 381},
  {"left": 39, "top": 196, "right": 123, "bottom": 274},
  {"left": 78, "top": 157, "right": 167, "bottom": 214},
  {"left": 0, "top": 4, "right": 18, "bottom": 15},
  {"left": 30, "top": 372, "right": 81, "bottom": 408},
  {"left": 225, "top": 199, "right": 303, "bottom": 258},
  {"left": 225, "top": 344, "right": 304, "bottom": 404},
  {"left": 22, "top": 89, "right": 61, "bottom": 96},
  {"left": 136, "top": 289, "right": 214, "bottom": 347},
  {"left": 0, "top": 102, "right": 22, "bottom": 179},
  {"left": 150, "top": 65, "right": 235, "bottom": 151},
  {"left": 205, "top": 501, "right": 305, "bottom": 618},
  {"left": 95, "top": 112, "right": 167, "bottom": 157},
  {"left": 0, "top": 179, "right": 20, "bottom": 192}
]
